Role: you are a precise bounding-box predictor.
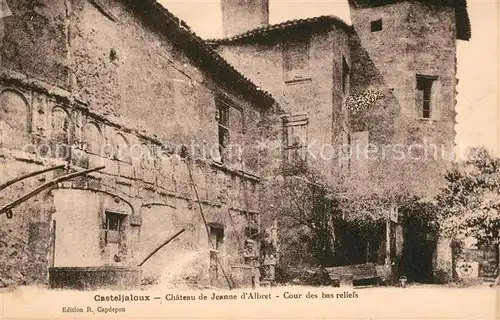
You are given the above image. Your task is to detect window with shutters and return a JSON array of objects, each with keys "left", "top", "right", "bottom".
[
  {"left": 103, "top": 211, "right": 126, "bottom": 264},
  {"left": 217, "top": 100, "right": 230, "bottom": 163},
  {"left": 416, "top": 75, "right": 438, "bottom": 119},
  {"left": 283, "top": 38, "right": 310, "bottom": 82},
  {"left": 104, "top": 211, "right": 124, "bottom": 244},
  {"left": 216, "top": 96, "right": 243, "bottom": 164}
]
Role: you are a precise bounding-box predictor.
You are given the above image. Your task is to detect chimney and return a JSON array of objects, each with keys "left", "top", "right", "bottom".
[{"left": 221, "top": 0, "right": 269, "bottom": 37}]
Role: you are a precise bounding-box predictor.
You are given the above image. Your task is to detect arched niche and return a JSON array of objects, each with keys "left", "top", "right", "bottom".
[
  {"left": 51, "top": 106, "right": 72, "bottom": 144},
  {"left": 83, "top": 122, "right": 103, "bottom": 155},
  {"left": 0, "top": 89, "right": 30, "bottom": 133},
  {"left": 113, "top": 132, "right": 131, "bottom": 163},
  {"left": 51, "top": 106, "right": 72, "bottom": 160}
]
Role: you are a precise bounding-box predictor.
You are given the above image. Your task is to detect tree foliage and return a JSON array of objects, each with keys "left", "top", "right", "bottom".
[
  {"left": 260, "top": 167, "right": 340, "bottom": 269},
  {"left": 436, "top": 147, "right": 500, "bottom": 246}
]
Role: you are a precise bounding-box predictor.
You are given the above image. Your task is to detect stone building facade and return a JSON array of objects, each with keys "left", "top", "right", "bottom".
[
  {"left": 0, "top": 0, "right": 473, "bottom": 287},
  {"left": 210, "top": 17, "right": 352, "bottom": 177},
  {"left": 0, "top": 0, "right": 280, "bottom": 289}
]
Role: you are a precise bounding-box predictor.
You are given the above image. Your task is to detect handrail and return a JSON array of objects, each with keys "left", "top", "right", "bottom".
[{"left": 0, "top": 164, "right": 66, "bottom": 192}]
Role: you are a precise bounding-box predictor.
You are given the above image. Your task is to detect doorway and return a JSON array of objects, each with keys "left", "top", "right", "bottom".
[{"left": 401, "top": 214, "right": 437, "bottom": 283}]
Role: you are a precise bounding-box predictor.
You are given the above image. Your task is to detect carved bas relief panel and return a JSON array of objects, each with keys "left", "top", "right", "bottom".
[{"left": 0, "top": 88, "right": 32, "bottom": 150}]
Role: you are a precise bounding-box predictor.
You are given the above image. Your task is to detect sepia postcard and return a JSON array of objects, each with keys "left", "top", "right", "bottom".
[{"left": 0, "top": 0, "right": 498, "bottom": 319}]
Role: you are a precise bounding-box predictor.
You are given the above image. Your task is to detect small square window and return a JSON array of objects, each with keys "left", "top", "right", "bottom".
[
  {"left": 371, "top": 19, "right": 382, "bottom": 32},
  {"left": 105, "top": 212, "right": 122, "bottom": 231},
  {"left": 104, "top": 212, "right": 125, "bottom": 245}
]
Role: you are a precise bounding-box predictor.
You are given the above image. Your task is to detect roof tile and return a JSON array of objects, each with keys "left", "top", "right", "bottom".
[{"left": 207, "top": 15, "right": 353, "bottom": 44}]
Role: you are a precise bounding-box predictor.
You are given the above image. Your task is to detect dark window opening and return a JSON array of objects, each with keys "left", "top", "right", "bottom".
[
  {"left": 416, "top": 75, "right": 437, "bottom": 119},
  {"left": 208, "top": 224, "right": 224, "bottom": 284},
  {"left": 209, "top": 225, "right": 224, "bottom": 251},
  {"left": 104, "top": 212, "right": 125, "bottom": 244},
  {"left": 371, "top": 19, "right": 382, "bottom": 32}
]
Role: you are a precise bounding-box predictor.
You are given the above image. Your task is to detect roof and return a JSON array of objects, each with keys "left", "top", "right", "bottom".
[
  {"left": 126, "top": 0, "right": 277, "bottom": 107},
  {"left": 347, "top": 0, "right": 471, "bottom": 41},
  {"left": 207, "top": 15, "right": 353, "bottom": 45}
]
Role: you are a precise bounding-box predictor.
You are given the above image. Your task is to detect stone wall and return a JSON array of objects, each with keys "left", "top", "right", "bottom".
[
  {"left": 0, "top": 155, "right": 57, "bottom": 287},
  {"left": 350, "top": 2, "right": 457, "bottom": 195},
  {"left": 349, "top": 1, "right": 460, "bottom": 281}
]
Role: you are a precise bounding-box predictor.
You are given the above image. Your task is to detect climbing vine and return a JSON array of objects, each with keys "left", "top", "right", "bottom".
[{"left": 344, "top": 90, "right": 384, "bottom": 115}]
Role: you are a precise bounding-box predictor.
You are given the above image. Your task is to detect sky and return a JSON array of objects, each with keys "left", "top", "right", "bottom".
[{"left": 160, "top": 0, "right": 499, "bottom": 157}]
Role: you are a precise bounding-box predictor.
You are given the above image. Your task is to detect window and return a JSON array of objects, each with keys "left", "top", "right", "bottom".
[
  {"left": 282, "top": 113, "right": 308, "bottom": 174},
  {"left": 283, "top": 37, "right": 310, "bottom": 82},
  {"left": 216, "top": 97, "right": 243, "bottom": 164},
  {"left": 416, "top": 75, "right": 437, "bottom": 119},
  {"left": 217, "top": 100, "right": 230, "bottom": 163},
  {"left": 371, "top": 19, "right": 382, "bottom": 32},
  {"left": 342, "top": 56, "right": 350, "bottom": 95},
  {"left": 103, "top": 211, "right": 126, "bottom": 264}
]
